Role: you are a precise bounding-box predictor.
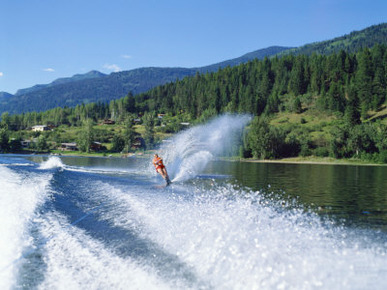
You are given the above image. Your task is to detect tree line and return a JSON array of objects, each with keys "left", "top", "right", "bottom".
[{"left": 1, "top": 44, "right": 387, "bottom": 161}]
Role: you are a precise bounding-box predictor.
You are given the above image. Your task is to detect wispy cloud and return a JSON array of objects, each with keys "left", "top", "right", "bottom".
[
  {"left": 103, "top": 64, "right": 122, "bottom": 72},
  {"left": 43, "top": 68, "right": 55, "bottom": 72},
  {"left": 121, "top": 54, "right": 132, "bottom": 59},
  {"left": 0, "top": 72, "right": 3, "bottom": 77}
]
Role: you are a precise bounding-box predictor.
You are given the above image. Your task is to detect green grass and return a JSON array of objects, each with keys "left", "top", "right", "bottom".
[
  {"left": 366, "top": 105, "right": 387, "bottom": 124},
  {"left": 269, "top": 108, "right": 339, "bottom": 143}
]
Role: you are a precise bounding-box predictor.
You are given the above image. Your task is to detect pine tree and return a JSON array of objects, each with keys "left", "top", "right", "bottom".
[
  {"left": 344, "top": 85, "right": 361, "bottom": 126},
  {"left": 123, "top": 115, "right": 136, "bottom": 153},
  {"left": 143, "top": 112, "right": 155, "bottom": 149},
  {"left": 288, "top": 56, "right": 306, "bottom": 96},
  {"left": 355, "top": 48, "right": 374, "bottom": 113},
  {"left": 0, "top": 126, "right": 10, "bottom": 152}
]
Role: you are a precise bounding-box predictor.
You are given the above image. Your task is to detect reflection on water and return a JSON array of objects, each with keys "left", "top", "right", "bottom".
[
  {"left": 27, "top": 155, "right": 387, "bottom": 230},
  {"left": 205, "top": 161, "right": 387, "bottom": 231}
]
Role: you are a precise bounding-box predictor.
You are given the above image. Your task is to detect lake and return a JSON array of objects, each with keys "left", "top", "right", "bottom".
[
  {"left": 1, "top": 153, "right": 386, "bottom": 289},
  {"left": 206, "top": 160, "right": 387, "bottom": 231},
  {"left": 1, "top": 113, "right": 386, "bottom": 289}
]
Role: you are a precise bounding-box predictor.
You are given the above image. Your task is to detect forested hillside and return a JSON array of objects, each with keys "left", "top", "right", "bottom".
[
  {"left": 0, "top": 47, "right": 291, "bottom": 115},
  {"left": 133, "top": 45, "right": 386, "bottom": 117},
  {"left": 1, "top": 24, "right": 385, "bottom": 117},
  {"left": 0, "top": 68, "right": 197, "bottom": 115},
  {"left": 2, "top": 44, "right": 387, "bottom": 162},
  {"left": 1, "top": 24, "right": 387, "bottom": 162},
  {"left": 278, "top": 23, "right": 387, "bottom": 56}
]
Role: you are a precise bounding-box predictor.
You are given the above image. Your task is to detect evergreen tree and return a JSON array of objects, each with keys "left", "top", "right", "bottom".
[
  {"left": 143, "top": 112, "right": 155, "bottom": 149},
  {"left": 9, "top": 137, "right": 22, "bottom": 152},
  {"left": 77, "top": 119, "right": 94, "bottom": 152},
  {"left": 0, "top": 126, "right": 10, "bottom": 152},
  {"left": 292, "top": 96, "right": 303, "bottom": 114},
  {"left": 123, "top": 115, "right": 136, "bottom": 153},
  {"left": 355, "top": 48, "right": 374, "bottom": 115},
  {"left": 327, "top": 82, "right": 346, "bottom": 112},
  {"left": 36, "top": 134, "right": 49, "bottom": 151},
  {"left": 288, "top": 56, "right": 306, "bottom": 96},
  {"left": 344, "top": 86, "right": 361, "bottom": 126},
  {"left": 111, "top": 135, "right": 125, "bottom": 152}
]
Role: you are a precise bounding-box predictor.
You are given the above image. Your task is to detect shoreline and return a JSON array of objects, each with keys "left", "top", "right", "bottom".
[
  {"left": 236, "top": 157, "right": 387, "bottom": 167},
  {"left": 4, "top": 151, "right": 387, "bottom": 167}
]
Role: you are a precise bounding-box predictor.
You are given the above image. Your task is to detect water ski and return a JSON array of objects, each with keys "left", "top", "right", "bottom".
[{"left": 165, "top": 177, "right": 172, "bottom": 186}]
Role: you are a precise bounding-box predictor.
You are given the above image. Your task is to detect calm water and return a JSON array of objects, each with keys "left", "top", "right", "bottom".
[
  {"left": 206, "top": 161, "right": 387, "bottom": 231},
  {"left": 0, "top": 116, "right": 386, "bottom": 289}
]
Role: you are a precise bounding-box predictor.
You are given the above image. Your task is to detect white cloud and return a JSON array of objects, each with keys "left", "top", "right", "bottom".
[
  {"left": 0, "top": 72, "right": 3, "bottom": 77},
  {"left": 121, "top": 54, "right": 132, "bottom": 59},
  {"left": 103, "top": 64, "right": 122, "bottom": 72},
  {"left": 43, "top": 68, "right": 55, "bottom": 72}
]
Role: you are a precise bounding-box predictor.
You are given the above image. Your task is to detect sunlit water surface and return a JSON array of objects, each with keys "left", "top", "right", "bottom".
[{"left": 1, "top": 115, "right": 386, "bottom": 289}]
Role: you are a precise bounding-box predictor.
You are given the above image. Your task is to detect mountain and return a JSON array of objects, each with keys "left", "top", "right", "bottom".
[
  {"left": 14, "top": 70, "right": 106, "bottom": 96},
  {"left": 0, "top": 47, "right": 290, "bottom": 115},
  {"left": 197, "top": 46, "right": 293, "bottom": 72},
  {"left": 278, "top": 23, "right": 387, "bottom": 56},
  {"left": 0, "top": 67, "right": 198, "bottom": 114},
  {"left": 0, "top": 92, "right": 14, "bottom": 102},
  {"left": 1, "top": 23, "right": 386, "bottom": 116}
]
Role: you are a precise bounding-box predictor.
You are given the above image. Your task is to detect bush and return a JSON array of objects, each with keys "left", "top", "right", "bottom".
[
  {"left": 377, "top": 150, "right": 387, "bottom": 163},
  {"left": 314, "top": 147, "right": 329, "bottom": 157}
]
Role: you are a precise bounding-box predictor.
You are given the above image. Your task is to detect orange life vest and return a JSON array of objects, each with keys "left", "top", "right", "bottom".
[{"left": 153, "top": 156, "right": 164, "bottom": 169}]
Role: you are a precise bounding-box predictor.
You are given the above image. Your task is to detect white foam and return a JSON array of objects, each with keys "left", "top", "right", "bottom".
[
  {"left": 38, "top": 157, "right": 65, "bottom": 170},
  {"left": 0, "top": 167, "right": 51, "bottom": 289},
  {"left": 38, "top": 212, "right": 171, "bottom": 290},
  {"left": 97, "top": 182, "right": 387, "bottom": 289}
]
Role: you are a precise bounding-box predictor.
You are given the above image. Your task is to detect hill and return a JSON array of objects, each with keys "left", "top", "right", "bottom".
[
  {"left": 278, "top": 23, "right": 387, "bottom": 56},
  {"left": 0, "top": 47, "right": 291, "bottom": 115},
  {"left": 3, "top": 42, "right": 387, "bottom": 163},
  {"left": 197, "top": 46, "right": 293, "bottom": 72}
]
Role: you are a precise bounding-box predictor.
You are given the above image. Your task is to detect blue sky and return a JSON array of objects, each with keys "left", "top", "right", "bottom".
[{"left": 1, "top": 0, "right": 386, "bottom": 94}]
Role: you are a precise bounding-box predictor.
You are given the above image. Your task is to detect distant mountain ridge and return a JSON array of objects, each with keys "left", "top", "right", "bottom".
[
  {"left": 0, "top": 92, "right": 13, "bottom": 102},
  {"left": 0, "top": 46, "right": 291, "bottom": 115},
  {"left": 197, "top": 46, "right": 293, "bottom": 72},
  {"left": 1, "top": 23, "right": 386, "bottom": 115},
  {"left": 14, "top": 70, "right": 106, "bottom": 96},
  {"left": 278, "top": 23, "right": 387, "bottom": 56}
]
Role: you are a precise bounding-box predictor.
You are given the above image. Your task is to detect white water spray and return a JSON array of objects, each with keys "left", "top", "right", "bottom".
[
  {"left": 158, "top": 114, "right": 251, "bottom": 182},
  {"left": 39, "top": 157, "right": 65, "bottom": 170},
  {"left": 0, "top": 167, "right": 51, "bottom": 289}
]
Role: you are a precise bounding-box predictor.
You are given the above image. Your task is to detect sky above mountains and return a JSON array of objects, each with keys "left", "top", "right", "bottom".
[{"left": 1, "top": 0, "right": 386, "bottom": 94}]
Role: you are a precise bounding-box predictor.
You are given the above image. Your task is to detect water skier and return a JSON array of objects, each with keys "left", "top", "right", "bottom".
[{"left": 153, "top": 154, "right": 171, "bottom": 185}]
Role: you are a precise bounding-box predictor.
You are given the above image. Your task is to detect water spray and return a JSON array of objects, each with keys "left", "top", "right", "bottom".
[{"left": 159, "top": 114, "right": 251, "bottom": 182}]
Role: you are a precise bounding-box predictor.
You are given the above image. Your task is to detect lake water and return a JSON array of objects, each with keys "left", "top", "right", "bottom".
[
  {"left": 206, "top": 161, "right": 387, "bottom": 231},
  {"left": 0, "top": 115, "right": 386, "bottom": 289},
  {"left": 0, "top": 154, "right": 386, "bottom": 290}
]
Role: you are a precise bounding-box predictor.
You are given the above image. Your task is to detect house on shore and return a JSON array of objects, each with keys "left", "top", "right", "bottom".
[
  {"left": 90, "top": 142, "right": 103, "bottom": 151},
  {"left": 31, "top": 125, "right": 51, "bottom": 132},
  {"left": 100, "top": 119, "right": 115, "bottom": 125},
  {"left": 21, "top": 140, "right": 32, "bottom": 149},
  {"left": 60, "top": 143, "right": 78, "bottom": 151}
]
